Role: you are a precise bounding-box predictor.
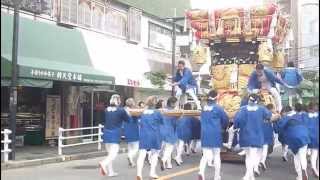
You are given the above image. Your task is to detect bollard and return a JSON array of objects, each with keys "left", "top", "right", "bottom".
[
  {"left": 58, "top": 127, "right": 63, "bottom": 155},
  {"left": 98, "top": 124, "right": 103, "bottom": 151},
  {"left": 2, "top": 129, "right": 12, "bottom": 162}
]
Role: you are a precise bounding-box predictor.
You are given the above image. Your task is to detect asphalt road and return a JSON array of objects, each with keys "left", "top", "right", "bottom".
[{"left": 1, "top": 147, "right": 318, "bottom": 180}]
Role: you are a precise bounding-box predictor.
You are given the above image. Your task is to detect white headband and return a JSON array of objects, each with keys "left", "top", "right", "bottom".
[
  {"left": 249, "top": 96, "right": 258, "bottom": 103},
  {"left": 208, "top": 96, "right": 217, "bottom": 101}
]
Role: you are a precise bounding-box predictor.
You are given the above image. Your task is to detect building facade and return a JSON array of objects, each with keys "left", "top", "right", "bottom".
[{"left": 1, "top": 0, "right": 191, "bottom": 146}]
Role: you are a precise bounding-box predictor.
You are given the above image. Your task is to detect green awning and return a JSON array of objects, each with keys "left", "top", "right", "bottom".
[
  {"left": 1, "top": 78, "right": 53, "bottom": 88},
  {"left": 1, "top": 12, "right": 114, "bottom": 85}
]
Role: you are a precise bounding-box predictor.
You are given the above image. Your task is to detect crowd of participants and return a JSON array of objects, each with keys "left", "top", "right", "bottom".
[{"left": 97, "top": 91, "right": 319, "bottom": 180}]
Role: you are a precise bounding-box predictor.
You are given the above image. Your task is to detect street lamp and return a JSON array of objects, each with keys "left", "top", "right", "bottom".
[
  {"left": 9, "top": 0, "right": 23, "bottom": 160},
  {"left": 163, "top": 17, "right": 185, "bottom": 96}
]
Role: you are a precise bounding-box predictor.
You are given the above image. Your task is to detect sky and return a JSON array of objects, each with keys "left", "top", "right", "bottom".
[{"left": 190, "top": 0, "right": 264, "bottom": 9}]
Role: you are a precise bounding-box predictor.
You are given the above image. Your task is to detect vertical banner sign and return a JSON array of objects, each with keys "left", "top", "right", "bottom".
[{"left": 45, "top": 95, "right": 61, "bottom": 139}]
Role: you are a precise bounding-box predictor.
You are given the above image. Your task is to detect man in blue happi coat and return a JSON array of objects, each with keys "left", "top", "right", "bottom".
[
  {"left": 247, "top": 63, "right": 289, "bottom": 112},
  {"left": 172, "top": 60, "right": 202, "bottom": 110}
]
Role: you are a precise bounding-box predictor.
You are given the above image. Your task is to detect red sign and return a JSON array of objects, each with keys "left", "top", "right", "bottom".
[{"left": 127, "top": 79, "right": 140, "bottom": 87}]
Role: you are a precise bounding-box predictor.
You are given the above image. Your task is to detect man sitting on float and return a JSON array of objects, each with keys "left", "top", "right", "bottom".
[
  {"left": 247, "top": 63, "right": 290, "bottom": 112},
  {"left": 172, "top": 60, "right": 202, "bottom": 110}
]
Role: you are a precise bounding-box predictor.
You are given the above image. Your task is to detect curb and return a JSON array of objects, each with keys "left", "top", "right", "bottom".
[{"left": 1, "top": 148, "right": 128, "bottom": 170}]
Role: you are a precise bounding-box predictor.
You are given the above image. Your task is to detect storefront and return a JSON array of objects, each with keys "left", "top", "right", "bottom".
[{"left": 1, "top": 12, "right": 115, "bottom": 146}]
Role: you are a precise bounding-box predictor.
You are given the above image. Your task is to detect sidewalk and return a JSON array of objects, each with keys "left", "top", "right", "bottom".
[{"left": 1, "top": 141, "right": 128, "bottom": 170}]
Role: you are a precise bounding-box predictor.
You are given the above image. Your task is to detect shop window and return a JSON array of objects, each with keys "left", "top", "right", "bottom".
[
  {"left": 78, "top": 0, "right": 91, "bottom": 27},
  {"left": 127, "top": 7, "right": 142, "bottom": 43},
  {"left": 149, "top": 22, "right": 172, "bottom": 52},
  {"left": 59, "top": 0, "right": 78, "bottom": 25},
  {"left": 105, "top": 8, "right": 127, "bottom": 37},
  {"left": 92, "top": 3, "right": 105, "bottom": 30},
  {"left": 310, "top": 46, "right": 319, "bottom": 57}
]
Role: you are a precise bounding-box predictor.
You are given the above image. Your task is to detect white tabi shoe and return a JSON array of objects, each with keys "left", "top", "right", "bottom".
[
  {"left": 150, "top": 173, "right": 159, "bottom": 179},
  {"left": 108, "top": 172, "right": 119, "bottom": 177},
  {"left": 166, "top": 161, "right": 173, "bottom": 169},
  {"left": 238, "top": 150, "right": 246, "bottom": 156}
]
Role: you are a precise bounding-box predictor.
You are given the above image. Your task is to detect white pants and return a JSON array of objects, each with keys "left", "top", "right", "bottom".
[
  {"left": 293, "top": 145, "right": 308, "bottom": 180},
  {"left": 176, "top": 86, "right": 201, "bottom": 109},
  {"left": 127, "top": 141, "right": 139, "bottom": 164},
  {"left": 199, "top": 148, "right": 221, "bottom": 179},
  {"left": 282, "top": 144, "right": 289, "bottom": 158},
  {"left": 243, "top": 147, "right": 259, "bottom": 180},
  {"left": 175, "top": 139, "right": 185, "bottom": 163},
  {"left": 260, "top": 144, "right": 269, "bottom": 165},
  {"left": 100, "top": 143, "right": 119, "bottom": 175},
  {"left": 137, "top": 149, "right": 159, "bottom": 177},
  {"left": 269, "top": 87, "right": 282, "bottom": 112},
  {"left": 190, "top": 139, "right": 201, "bottom": 153},
  {"left": 162, "top": 142, "right": 175, "bottom": 168},
  {"left": 225, "top": 125, "right": 236, "bottom": 148},
  {"left": 255, "top": 145, "right": 268, "bottom": 172},
  {"left": 310, "top": 148, "right": 319, "bottom": 176}
]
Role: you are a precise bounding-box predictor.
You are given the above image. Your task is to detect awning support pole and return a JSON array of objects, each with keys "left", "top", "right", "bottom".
[{"left": 9, "top": 1, "right": 21, "bottom": 160}]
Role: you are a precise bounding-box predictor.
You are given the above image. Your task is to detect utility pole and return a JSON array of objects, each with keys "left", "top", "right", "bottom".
[
  {"left": 171, "top": 20, "right": 177, "bottom": 96},
  {"left": 290, "top": 0, "right": 299, "bottom": 66},
  {"left": 165, "top": 15, "right": 185, "bottom": 96},
  {"left": 9, "top": 0, "right": 21, "bottom": 160}
]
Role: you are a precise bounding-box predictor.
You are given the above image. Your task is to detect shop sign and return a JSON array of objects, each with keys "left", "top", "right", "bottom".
[
  {"left": 30, "top": 69, "right": 83, "bottom": 82},
  {"left": 21, "top": 67, "right": 114, "bottom": 84},
  {"left": 127, "top": 79, "right": 140, "bottom": 87},
  {"left": 45, "top": 95, "right": 61, "bottom": 139}
]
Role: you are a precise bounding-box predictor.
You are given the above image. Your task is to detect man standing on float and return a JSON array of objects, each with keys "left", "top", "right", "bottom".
[
  {"left": 247, "top": 63, "right": 289, "bottom": 112},
  {"left": 172, "top": 60, "right": 202, "bottom": 110}
]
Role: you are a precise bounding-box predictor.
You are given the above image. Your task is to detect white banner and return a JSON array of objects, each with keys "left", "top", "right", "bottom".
[{"left": 45, "top": 95, "right": 61, "bottom": 139}]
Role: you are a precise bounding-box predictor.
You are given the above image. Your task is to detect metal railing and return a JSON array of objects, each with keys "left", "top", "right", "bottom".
[
  {"left": 1, "top": 129, "right": 12, "bottom": 162},
  {"left": 58, "top": 124, "right": 104, "bottom": 155}
]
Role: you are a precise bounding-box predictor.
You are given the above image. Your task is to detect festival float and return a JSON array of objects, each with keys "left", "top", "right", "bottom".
[
  {"left": 186, "top": 3, "right": 290, "bottom": 119},
  {"left": 185, "top": 3, "right": 290, "bottom": 161}
]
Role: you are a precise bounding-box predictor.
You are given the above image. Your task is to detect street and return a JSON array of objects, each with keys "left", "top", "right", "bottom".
[{"left": 2, "top": 147, "right": 316, "bottom": 180}]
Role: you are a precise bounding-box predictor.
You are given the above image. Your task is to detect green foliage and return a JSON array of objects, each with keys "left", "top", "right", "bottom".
[{"left": 144, "top": 71, "right": 167, "bottom": 89}]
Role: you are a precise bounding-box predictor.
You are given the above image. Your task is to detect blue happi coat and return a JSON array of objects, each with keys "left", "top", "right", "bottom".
[
  {"left": 273, "top": 119, "right": 286, "bottom": 145},
  {"left": 276, "top": 112, "right": 310, "bottom": 154},
  {"left": 200, "top": 102, "right": 229, "bottom": 148},
  {"left": 234, "top": 105, "right": 272, "bottom": 148},
  {"left": 191, "top": 117, "right": 201, "bottom": 140},
  {"left": 174, "top": 67, "right": 197, "bottom": 92},
  {"left": 303, "top": 112, "right": 319, "bottom": 149},
  {"left": 139, "top": 109, "right": 164, "bottom": 150},
  {"left": 160, "top": 108, "right": 178, "bottom": 144},
  {"left": 123, "top": 114, "right": 140, "bottom": 143},
  {"left": 263, "top": 120, "right": 274, "bottom": 145},
  {"left": 103, "top": 106, "right": 130, "bottom": 144},
  {"left": 247, "top": 69, "right": 284, "bottom": 90},
  {"left": 281, "top": 67, "right": 303, "bottom": 87},
  {"left": 176, "top": 116, "right": 193, "bottom": 142}
]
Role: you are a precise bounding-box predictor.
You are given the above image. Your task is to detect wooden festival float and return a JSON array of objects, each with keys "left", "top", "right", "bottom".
[
  {"left": 189, "top": 3, "right": 290, "bottom": 162},
  {"left": 186, "top": 3, "right": 290, "bottom": 118}
]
